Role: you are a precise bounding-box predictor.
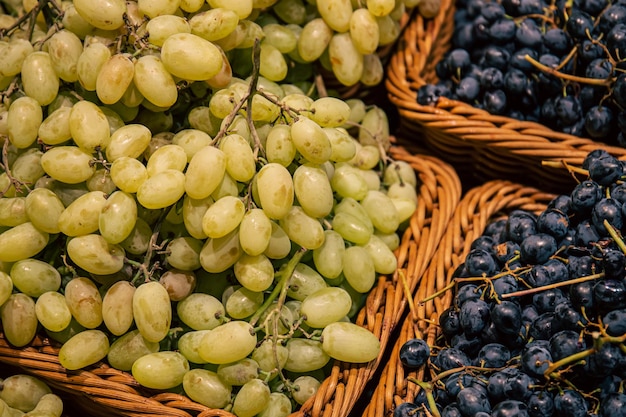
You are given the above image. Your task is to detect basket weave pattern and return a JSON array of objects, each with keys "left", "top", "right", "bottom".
[
  {"left": 363, "top": 180, "right": 556, "bottom": 416},
  {"left": 0, "top": 145, "right": 461, "bottom": 417},
  {"left": 386, "top": 1, "right": 626, "bottom": 192}
]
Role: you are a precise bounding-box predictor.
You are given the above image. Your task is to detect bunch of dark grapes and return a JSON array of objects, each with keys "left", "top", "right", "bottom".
[
  {"left": 417, "top": 0, "right": 626, "bottom": 145},
  {"left": 395, "top": 149, "right": 626, "bottom": 417}
]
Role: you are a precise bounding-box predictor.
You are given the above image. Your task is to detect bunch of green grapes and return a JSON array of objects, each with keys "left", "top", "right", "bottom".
[
  {"left": 0, "top": 2, "right": 420, "bottom": 415},
  {"left": 0, "top": 374, "right": 64, "bottom": 417}
]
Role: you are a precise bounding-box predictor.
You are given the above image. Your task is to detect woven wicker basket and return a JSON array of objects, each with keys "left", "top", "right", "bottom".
[
  {"left": 385, "top": 0, "right": 626, "bottom": 193},
  {"left": 363, "top": 179, "right": 556, "bottom": 417},
  {"left": 0, "top": 144, "right": 461, "bottom": 417}
]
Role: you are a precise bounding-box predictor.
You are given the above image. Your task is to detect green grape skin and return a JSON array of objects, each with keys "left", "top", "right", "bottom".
[
  {"left": 107, "top": 329, "right": 160, "bottom": 371},
  {"left": 176, "top": 293, "right": 225, "bottom": 331},
  {"left": 165, "top": 237, "right": 203, "bottom": 271},
  {"left": 232, "top": 379, "right": 271, "bottom": 417},
  {"left": 349, "top": 144, "right": 380, "bottom": 171},
  {"left": 330, "top": 163, "right": 369, "bottom": 201},
  {"left": 361, "top": 190, "right": 400, "bottom": 234},
  {"left": 182, "top": 369, "right": 232, "bottom": 409},
  {"left": 293, "top": 164, "right": 334, "bottom": 218},
  {"left": 98, "top": 190, "right": 138, "bottom": 244},
  {"left": 361, "top": 234, "right": 398, "bottom": 275},
  {"left": 120, "top": 217, "right": 152, "bottom": 255},
  {"left": 297, "top": 18, "right": 332, "bottom": 62},
  {"left": 131, "top": 351, "right": 190, "bottom": 390},
  {"left": 10, "top": 258, "right": 61, "bottom": 297},
  {"left": 321, "top": 321, "right": 380, "bottom": 363},
  {"left": 342, "top": 245, "right": 376, "bottom": 293},
  {"left": 172, "top": 129, "right": 213, "bottom": 162},
  {"left": 251, "top": 339, "right": 289, "bottom": 378},
  {"left": 238, "top": 209, "right": 273, "bottom": 257},
  {"left": 255, "top": 163, "right": 294, "bottom": 220},
  {"left": 7, "top": 94, "right": 42, "bottom": 149},
  {"left": 225, "top": 286, "right": 264, "bottom": 319},
  {"left": 189, "top": 8, "right": 239, "bottom": 41},
  {"left": 312, "top": 230, "right": 345, "bottom": 279},
  {"left": 292, "top": 375, "right": 321, "bottom": 405},
  {"left": 283, "top": 339, "right": 330, "bottom": 373},
  {"left": 331, "top": 211, "right": 372, "bottom": 245},
  {"left": 64, "top": 277, "right": 103, "bottom": 329},
  {"left": 66, "top": 234, "right": 125, "bottom": 275},
  {"left": 286, "top": 263, "right": 327, "bottom": 301},
  {"left": 264, "top": 221, "right": 292, "bottom": 259},
  {"left": 324, "top": 127, "right": 357, "bottom": 163},
  {"left": 184, "top": 145, "right": 227, "bottom": 200},
  {"left": 279, "top": 206, "right": 325, "bottom": 250},
  {"left": 40, "top": 145, "right": 96, "bottom": 184},
  {"left": 57, "top": 191, "right": 107, "bottom": 236},
  {"left": 0, "top": 293, "right": 37, "bottom": 347},
  {"left": 0, "top": 197, "right": 28, "bottom": 228},
  {"left": 201, "top": 195, "right": 246, "bottom": 239},
  {"left": 0, "top": 222, "right": 49, "bottom": 263},
  {"left": 35, "top": 291, "right": 72, "bottom": 333},
  {"left": 0, "top": 271, "right": 12, "bottom": 306},
  {"left": 198, "top": 320, "right": 257, "bottom": 364},
  {"left": 219, "top": 133, "right": 257, "bottom": 183},
  {"left": 23, "top": 392, "right": 63, "bottom": 417},
  {"left": 105, "top": 124, "right": 152, "bottom": 162},
  {"left": 290, "top": 117, "right": 332, "bottom": 164},
  {"left": 257, "top": 392, "right": 292, "bottom": 417},
  {"left": 217, "top": 358, "right": 259, "bottom": 386},
  {"left": 69, "top": 100, "right": 111, "bottom": 152},
  {"left": 265, "top": 124, "right": 296, "bottom": 167},
  {"left": 177, "top": 330, "right": 211, "bottom": 364},
  {"left": 199, "top": 229, "right": 243, "bottom": 273},
  {"left": 233, "top": 253, "right": 274, "bottom": 292},
  {"left": 12, "top": 148, "right": 45, "bottom": 187},
  {"left": 136, "top": 169, "right": 186, "bottom": 210},
  {"left": 45, "top": 318, "right": 86, "bottom": 345},
  {"left": 58, "top": 329, "right": 110, "bottom": 370},
  {"left": 383, "top": 160, "right": 417, "bottom": 188},
  {"left": 182, "top": 195, "right": 213, "bottom": 240},
  {"left": 101, "top": 280, "right": 135, "bottom": 336},
  {"left": 145, "top": 144, "right": 188, "bottom": 177},
  {"left": 0, "top": 374, "right": 52, "bottom": 412},
  {"left": 300, "top": 287, "right": 352, "bottom": 329},
  {"left": 132, "top": 281, "right": 172, "bottom": 343}
]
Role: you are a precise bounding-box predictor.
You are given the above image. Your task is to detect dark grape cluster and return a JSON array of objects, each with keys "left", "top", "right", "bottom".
[
  {"left": 395, "top": 149, "right": 626, "bottom": 417},
  {"left": 417, "top": 0, "right": 626, "bottom": 145}
]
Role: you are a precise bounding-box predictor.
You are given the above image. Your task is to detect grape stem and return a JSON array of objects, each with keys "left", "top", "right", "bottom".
[
  {"left": 0, "top": 138, "right": 29, "bottom": 196},
  {"left": 128, "top": 208, "right": 170, "bottom": 285},
  {"left": 500, "top": 271, "right": 605, "bottom": 299},
  {"left": 603, "top": 219, "right": 626, "bottom": 254},
  {"left": 248, "top": 247, "right": 307, "bottom": 328},
  {"left": 405, "top": 380, "right": 441, "bottom": 417},
  {"left": 524, "top": 54, "right": 614, "bottom": 86}
]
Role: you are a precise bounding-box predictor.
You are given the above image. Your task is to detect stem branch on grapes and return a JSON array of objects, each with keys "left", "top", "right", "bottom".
[
  {"left": 524, "top": 54, "right": 614, "bottom": 86},
  {"left": 500, "top": 271, "right": 605, "bottom": 298},
  {"left": 128, "top": 208, "right": 169, "bottom": 285},
  {"left": 603, "top": 219, "right": 626, "bottom": 254},
  {"left": 0, "top": 138, "right": 30, "bottom": 196}
]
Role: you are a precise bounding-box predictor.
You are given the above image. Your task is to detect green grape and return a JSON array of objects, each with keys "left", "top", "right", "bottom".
[
  {"left": 349, "top": 9, "right": 379, "bottom": 55},
  {"left": 258, "top": 392, "right": 292, "bottom": 417},
  {"left": 145, "top": 144, "right": 188, "bottom": 177},
  {"left": 136, "top": 169, "right": 186, "bottom": 210},
  {"left": 86, "top": 168, "right": 117, "bottom": 194},
  {"left": 57, "top": 191, "right": 106, "bottom": 236},
  {"left": 361, "top": 190, "right": 400, "bottom": 233},
  {"left": 217, "top": 357, "right": 259, "bottom": 385},
  {"left": 219, "top": 134, "right": 257, "bottom": 183},
  {"left": 0, "top": 197, "right": 28, "bottom": 227},
  {"left": 1, "top": 293, "right": 37, "bottom": 347},
  {"left": 11, "top": 148, "right": 45, "bottom": 188},
  {"left": 259, "top": 42, "right": 288, "bottom": 81},
  {"left": 387, "top": 182, "right": 418, "bottom": 204},
  {"left": 309, "top": 97, "right": 351, "bottom": 128},
  {"left": 290, "top": 117, "right": 332, "bottom": 164},
  {"left": 293, "top": 164, "right": 334, "bottom": 218},
  {"left": 37, "top": 107, "right": 71, "bottom": 146},
  {"left": 375, "top": 14, "right": 400, "bottom": 45},
  {"left": 284, "top": 339, "right": 330, "bottom": 372},
  {"left": 331, "top": 163, "right": 369, "bottom": 200},
  {"left": 342, "top": 245, "right": 376, "bottom": 293},
  {"left": 391, "top": 197, "right": 417, "bottom": 224},
  {"left": 255, "top": 163, "right": 294, "bottom": 220},
  {"left": 0, "top": 38, "right": 33, "bottom": 77},
  {"left": 146, "top": 15, "right": 190, "bottom": 47},
  {"left": 202, "top": 195, "right": 245, "bottom": 239},
  {"left": 356, "top": 168, "right": 381, "bottom": 191},
  {"left": 199, "top": 229, "right": 243, "bottom": 273},
  {"left": 251, "top": 339, "right": 289, "bottom": 377},
  {"left": 328, "top": 32, "right": 364, "bottom": 87},
  {"left": 68, "top": 100, "right": 111, "bottom": 152},
  {"left": 165, "top": 237, "right": 202, "bottom": 271},
  {"left": 161, "top": 33, "right": 223, "bottom": 81},
  {"left": 40, "top": 145, "right": 96, "bottom": 184},
  {"left": 209, "top": 87, "right": 240, "bottom": 119},
  {"left": 101, "top": 280, "right": 135, "bottom": 336},
  {"left": 58, "top": 329, "right": 110, "bottom": 370},
  {"left": 46, "top": 29, "right": 82, "bottom": 82},
  {"left": 359, "top": 53, "right": 384, "bottom": 86},
  {"left": 187, "top": 106, "right": 221, "bottom": 136},
  {"left": 211, "top": 172, "right": 240, "bottom": 200},
  {"left": 132, "top": 281, "right": 172, "bottom": 343},
  {"left": 185, "top": 145, "right": 227, "bottom": 200},
  {"left": 64, "top": 277, "right": 103, "bottom": 329},
  {"left": 182, "top": 195, "right": 212, "bottom": 240},
  {"left": 233, "top": 253, "right": 274, "bottom": 292},
  {"left": 172, "top": 130, "right": 213, "bottom": 162},
  {"left": 45, "top": 318, "right": 86, "bottom": 344},
  {"left": 279, "top": 206, "right": 325, "bottom": 250},
  {"left": 324, "top": 127, "right": 357, "bottom": 163},
  {"left": 73, "top": 0, "right": 126, "bottom": 30},
  {"left": 189, "top": 8, "right": 239, "bottom": 41},
  {"left": 280, "top": 93, "right": 313, "bottom": 120},
  {"left": 316, "top": 0, "right": 351, "bottom": 32},
  {"left": 297, "top": 18, "right": 332, "bottom": 62},
  {"left": 274, "top": 0, "right": 307, "bottom": 24},
  {"left": 107, "top": 329, "right": 159, "bottom": 371},
  {"left": 7, "top": 96, "right": 42, "bottom": 149},
  {"left": 133, "top": 55, "right": 178, "bottom": 108},
  {"left": 10, "top": 258, "right": 60, "bottom": 297},
  {"left": 265, "top": 124, "right": 296, "bottom": 167},
  {"left": 331, "top": 211, "right": 371, "bottom": 245},
  {"left": 76, "top": 41, "right": 111, "bottom": 91},
  {"left": 262, "top": 24, "right": 297, "bottom": 53},
  {"left": 349, "top": 145, "right": 380, "bottom": 170},
  {"left": 0, "top": 374, "right": 52, "bottom": 412},
  {"left": 109, "top": 157, "right": 148, "bottom": 193},
  {"left": 182, "top": 369, "right": 232, "bottom": 409},
  {"left": 177, "top": 330, "right": 211, "bottom": 364},
  {"left": 264, "top": 221, "right": 292, "bottom": 259},
  {"left": 286, "top": 263, "right": 327, "bottom": 301},
  {"left": 232, "top": 378, "right": 271, "bottom": 417},
  {"left": 95, "top": 54, "right": 134, "bottom": 105},
  {"left": 225, "top": 286, "right": 264, "bottom": 319},
  {"left": 66, "top": 234, "right": 125, "bottom": 275},
  {"left": 0, "top": 271, "right": 12, "bottom": 306},
  {"left": 313, "top": 230, "right": 345, "bottom": 279},
  {"left": 24, "top": 393, "right": 63, "bottom": 417},
  {"left": 176, "top": 293, "right": 225, "bottom": 330},
  {"left": 106, "top": 124, "right": 152, "bottom": 161},
  {"left": 358, "top": 106, "right": 390, "bottom": 149},
  {"left": 132, "top": 351, "right": 190, "bottom": 390},
  {"left": 198, "top": 320, "right": 257, "bottom": 364},
  {"left": 301, "top": 287, "right": 352, "bottom": 328},
  {"left": 321, "top": 321, "right": 380, "bottom": 362},
  {"left": 383, "top": 160, "right": 417, "bottom": 188},
  {"left": 119, "top": 217, "right": 151, "bottom": 255},
  {"left": 239, "top": 209, "right": 273, "bottom": 257},
  {"left": 361, "top": 234, "right": 397, "bottom": 275},
  {"left": 20, "top": 51, "right": 60, "bottom": 106},
  {"left": 0, "top": 222, "right": 49, "bottom": 263},
  {"left": 98, "top": 191, "right": 137, "bottom": 244},
  {"left": 292, "top": 375, "right": 320, "bottom": 405}
]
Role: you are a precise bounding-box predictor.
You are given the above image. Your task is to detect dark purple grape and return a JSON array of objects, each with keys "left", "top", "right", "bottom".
[
  {"left": 607, "top": 23, "right": 626, "bottom": 61},
  {"left": 476, "top": 343, "right": 511, "bottom": 368},
  {"left": 451, "top": 333, "right": 483, "bottom": 357},
  {"left": 536, "top": 209, "right": 569, "bottom": 240},
  {"left": 547, "top": 194, "right": 572, "bottom": 213},
  {"left": 589, "top": 154, "right": 624, "bottom": 186},
  {"left": 555, "top": 95, "right": 582, "bottom": 126},
  {"left": 529, "top": 312, "right": 558, "bottom": 340},
  {"left": 445, "top": 373, "right": 482, "bottom": 398},
  {"left": 570, "top": 180, "right": 602, "bottom": 214},
  {"left": 442, "top": 403, "right": 463, "bottom": 417},
  {"left": 585, "top": 106, "right": 615, "bottom": 139},
  {"left": 484, "top": 218, "right": 508, "bottom": 243},
  {"left": 399, "top": 338, "right": 431, "bottom": 368},
  {"left": 493, "top": 242, "right": 520, "bottom": 265},
  {"left": 582, "top": 149, "right": 612, "bottom": 170},
  {"left": 503, "top": 369, "right": 535, "bottom": 401},
  {"left": 533, "top": 288, "right": 568, "bottom": 313},
  {"left": 515, "top": 18, "right": 543, "bottom": 48},
  {"left": 554, "top": 301, "right": 585, "bottom": 330},
  {"left": 578, "top": 0, "right": 608, "bottom": 15},
  {"left": 489, "top": 19, "right": 517, "bottom": 43},
  {"left": 615, "top": 74, "right": 626, "bottom": 108},
  {"left": 598, "top": 375, "right": 622, "bottom": 401},
  {"left": 598, "top": 4, "right": 626, "bottom": 35},
  {"left": 519, "top": 233, "right": 557, "bottom": 265},
  {"left": 574, "top": 219, "right": 601, "bottom": 247},
  {"left": 393, "top": 402, "right": 421, "bottom": 417},
  {"left": 602, "top": 308, "right": 626, "bottom": 336},
  {"left": 578, "top": 39, "right": 605, "bottom": 62},
  {"left": 460, "top": 299, "right": 491, "bottom": 337},
  {"left": 566, "top": 9, "right": 594, "bottom": 40},
  {"left": 481, "top": 1, "right": 506, "bottom": 21},
  {"left": 490, "top": 300, "right": 522, "bottom": 335},
  {"left": 521, "top": 342, "right": 552, "bottom": 377},
  {"left": 483, "top": 89, "right": 508, "bottom": 115},
  {"left": 569, "top": 280, "right": 595, "bottom": 311},
  {"left": 522, "top": 303, "right": 540, "bottom": 325},
  {"left": 480, "top": 67, "right": 504, "bottom": 90},
  {"left": 435, "top": 348, "right": 472, "bottom": 371},
  {"left": 553, "top": 389, "right": 588, "bottom": 417},
  {"left": 455, "top": 77, "right": 481, "bottom": 102},
  {"left": 506, "top": 211, "right": 537, "bottom": 243},
  {"left": 471, "top": 236, "right": 497, "bottom": 253},
  {"left": 492, "top": 274, "right": 519, "bottom": 300},
  {"left": 585, "top": 341, "right": 625, "bottom": 377},
  {"left": 487, "top": 369, "right": 516, "bottom": 402},
  {"left": 600, "top": 392, "right": 626, "bottom": 417},
  {"left": 603, "top": 249, "right": 626, "bottom": 279},
  {"left": 457, "top": 386, "right": 491, "bottom": 416},
  {"left": 528, "top": 390, "right": 554, "bottom": 417},
  {"left": 417, "top": 83, "right": 452, "bottom": 106},
  {"left": 457, "top": 284, "right": 483, "bottom": 305},
  {"left": 542, "top": 28, "right": 572, "bottom": 56},
  {"left": 593, "top": 279, "right": 626, "bottom": 313},
  {"left": 592, "top": 198, "right": 623, "bottom": 235},
  {"left": 441, "top": 307, "right": 462, "bottom": 338},
  {"left": 549, "top": 329, "right": 586, "bottom": 361},
  {"left": 465, "top": 248, "right": 498, "bottom": 276}
]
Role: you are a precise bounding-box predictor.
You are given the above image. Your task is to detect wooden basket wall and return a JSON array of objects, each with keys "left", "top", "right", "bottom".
[
  {"left": 0, "top": 145, "right": 462, "bottom": 417},
  {"left": 385, "top": 0, "right": 626, "bottom": 193},
  {"left": 363, "top": 179, "right": 556, "bottom": 416}
]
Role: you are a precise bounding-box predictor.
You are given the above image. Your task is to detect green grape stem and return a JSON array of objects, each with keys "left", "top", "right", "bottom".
[
  {"left": 249, "top": 247, "right": 307, "bottom": 328},
  {"left": 604, "top": 220, "right": 626, "bottom": 254},
  {"left": 524, "top": 54, "right": 613, "bottom": 86}
]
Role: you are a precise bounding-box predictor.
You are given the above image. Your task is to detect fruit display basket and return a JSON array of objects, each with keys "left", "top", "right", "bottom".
[
  {"left": 385, "top": 0, "right": 626, "bottom": 193},
  {"left": 0, "top": 143, "right": 462, "bottom": 417},
  {"left": 363, "top": 178, "right": 556, "bottom": 416}
]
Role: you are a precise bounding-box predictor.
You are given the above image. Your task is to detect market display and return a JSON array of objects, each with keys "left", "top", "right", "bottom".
[{"left": 395, "top": 150, "right": 626, "bottom": 417}]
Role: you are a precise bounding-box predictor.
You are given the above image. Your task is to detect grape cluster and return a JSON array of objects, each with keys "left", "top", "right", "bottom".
[
  {"left": 0, "top": 374, "right": 64, "bottom": 417},
  {"left": 418, "top": 0, "right": 626, "bottom": 144},
  {"left": 396, "top": 149, "right": 626, "bottom": 417}
]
